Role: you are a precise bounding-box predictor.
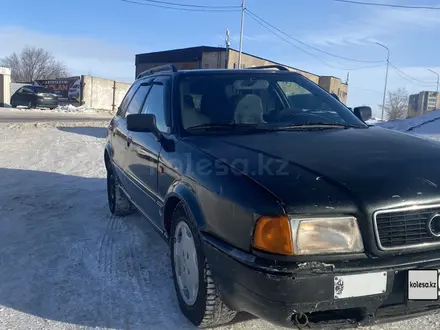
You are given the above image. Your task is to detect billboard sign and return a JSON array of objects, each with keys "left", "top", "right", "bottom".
[{"left": 35, "top": 76, "right": 81, "bottom": 104}]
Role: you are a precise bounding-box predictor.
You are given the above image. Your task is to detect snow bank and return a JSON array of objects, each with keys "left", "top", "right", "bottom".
[
  {"left": 366, "top": 117, "right": 385, "bottom": 125},
  {"left": 55, "top": 104, "right": 88, "bottom": 112},
  {"left": 377, "top": 109, "right": 440, "bottom": 133},
  {"left": 13, "top": 104, "right": 110, "bottom": 114}
]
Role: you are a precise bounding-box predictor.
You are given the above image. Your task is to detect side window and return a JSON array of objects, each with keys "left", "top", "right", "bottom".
[
  {"left": 141, "top": 83, "right": 167, "bottom": 132},
  {"left": 22, "top": 87, "right": 33, "bottom": 93},
  {"left": 277, "top": 81, "right": 311, "bottom": 97},
  {"left": 117, "top": 83, "right": 140, "bottom": 117},
  {"left": 125, "top": 84, "right": 151, "bottom": 117}
]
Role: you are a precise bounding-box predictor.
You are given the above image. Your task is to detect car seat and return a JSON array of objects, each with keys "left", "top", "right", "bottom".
[
  {"left": 181, "top": 95, "right": 210, "bottom": 128},
  {"left": 233, "top": 94, "right": 265, "bottom": 124}
]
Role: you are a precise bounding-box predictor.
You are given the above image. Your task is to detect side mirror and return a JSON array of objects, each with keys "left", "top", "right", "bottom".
[
  {"left": 353, "top": 106, "right": 372, "bottom": 122},
  {"left": 126, "top": 113, "right": 163, "bottom": 141}
]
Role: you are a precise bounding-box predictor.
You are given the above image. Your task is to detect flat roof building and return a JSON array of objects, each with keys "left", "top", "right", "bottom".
[{"left": 135, "top": 46, "right": 349, "bottom": 104}]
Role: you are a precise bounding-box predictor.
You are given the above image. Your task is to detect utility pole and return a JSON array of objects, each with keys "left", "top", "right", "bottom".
[
  {"left": 376, "top": 42, "right": 389, "bottom": 121},
  {"left": 238, "top": 0, "right": 245, "bottom": 68},
  {"left": 225, "top": 29, "right": 230, "bottom": 69}
]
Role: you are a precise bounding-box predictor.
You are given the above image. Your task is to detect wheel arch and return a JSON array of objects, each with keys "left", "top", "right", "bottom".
[{"left": 163, "top": 182, "right": 207, "bottom": 238}]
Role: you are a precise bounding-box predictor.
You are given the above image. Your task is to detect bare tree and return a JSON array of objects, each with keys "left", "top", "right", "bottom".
[
  {"left": 0, "top": 46, "right": 69, "bottom": 82},
  {"left": 379, "top": 88, "right": 408, "bottom": 121}
]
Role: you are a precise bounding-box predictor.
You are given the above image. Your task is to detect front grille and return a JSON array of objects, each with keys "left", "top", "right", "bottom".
[{"left": 375, "top": 206, "right": 440, "bottom": 250}]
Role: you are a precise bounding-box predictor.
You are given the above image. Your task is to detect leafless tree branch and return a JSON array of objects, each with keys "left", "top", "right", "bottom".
[
  {"left": 379, "top": 88, "right": 408, "bottom": 120},
  {"left": 0, "top": 46, "right": 69, "bottom": 82}
]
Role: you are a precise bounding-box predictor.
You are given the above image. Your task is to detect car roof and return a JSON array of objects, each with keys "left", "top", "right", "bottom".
[{"left": 136, "top": 68, "right": 302, "bottom": 82}]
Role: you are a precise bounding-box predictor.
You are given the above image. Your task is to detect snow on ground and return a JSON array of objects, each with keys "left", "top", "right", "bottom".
[
  {"left": 377, "top": 110, "right": 440, "bottom": 133},
  {"left": 1, "top": 122, "right": 440, "bottom": 330},
  {"left": 5, "top": 104, "right": 110, "bottom": 114},
  {"left": 365, "top": 117, "right": 385, "bottom": 126},
  {"left": 374, "top": 110, "right": 440, "bottom": 141}
]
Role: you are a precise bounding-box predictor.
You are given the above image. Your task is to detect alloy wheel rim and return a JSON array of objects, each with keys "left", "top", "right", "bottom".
[{"left": 173, "top": 220, "right": 199, "bottom": 306}]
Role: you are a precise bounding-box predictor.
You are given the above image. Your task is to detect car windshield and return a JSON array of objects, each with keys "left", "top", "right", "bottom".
[
  {"left": 178, "top": 73, "right": 367, "bottom": 134},
  {"left": 34, "top": 86, "right": 53, "bottom": 94}
]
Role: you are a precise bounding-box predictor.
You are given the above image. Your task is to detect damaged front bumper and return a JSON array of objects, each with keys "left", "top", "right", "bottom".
[{"left": 202, "top": 234, "right": 440, "bottom": 328}]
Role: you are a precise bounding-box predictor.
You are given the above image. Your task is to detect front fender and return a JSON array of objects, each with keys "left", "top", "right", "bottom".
[{"left": 164, "top": 180, "right": 207, "bottom": 230}]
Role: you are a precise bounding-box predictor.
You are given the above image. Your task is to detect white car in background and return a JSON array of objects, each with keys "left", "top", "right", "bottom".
[{"left": 68, "top": 79, "right": 80, "bottom": 100}]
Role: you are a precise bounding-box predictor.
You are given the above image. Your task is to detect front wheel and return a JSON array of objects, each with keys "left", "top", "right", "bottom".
[
  {"left": 27, "top": 101, "right": 36, "bottom": 109},
  {"left": 170, "top": 203, "right": 237, "bottom": 328}
]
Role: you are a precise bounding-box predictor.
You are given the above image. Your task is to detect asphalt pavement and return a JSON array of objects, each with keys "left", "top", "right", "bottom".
[{"left": 0, "top": 108, "right": 112, "bottom": 123}]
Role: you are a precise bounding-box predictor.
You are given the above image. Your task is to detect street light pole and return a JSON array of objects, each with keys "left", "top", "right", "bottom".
[
  {"left": 427, "top": 69, "right": 439, "bottom": 94},
  {"left": 238, "top": 0, "right": 245, "bottom": 68},
  {"left": 376, "top": 42, "right": 389, "bottom": 121},
  {"left": 428, "top": 69, "right": 439, "bottom": 111}
]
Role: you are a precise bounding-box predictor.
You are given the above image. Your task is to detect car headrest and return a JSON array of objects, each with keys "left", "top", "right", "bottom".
[
  {"left": 233, "top": 94, "right": 264, "bottom": 124},
  {"left": 200, "top": 92, "right": 233, "bottom": 124},
  {"left": 183, "top": 95, "right": 195, "bottom": 109}
]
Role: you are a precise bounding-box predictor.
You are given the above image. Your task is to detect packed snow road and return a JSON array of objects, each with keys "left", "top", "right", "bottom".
[
  {"left": 0, "top": 122, "right": 439, "bottom": 330},
  {"left": 0, "top": 108, "right": 112, "bottom": 123}
]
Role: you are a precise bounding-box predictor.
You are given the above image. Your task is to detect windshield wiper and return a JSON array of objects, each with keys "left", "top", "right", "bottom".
[
  {"left": 186, "top": 123, "right": 275, "bottom": 131},
  {"left": 274, "top": 123, "right": 366, "bottom": 130}
]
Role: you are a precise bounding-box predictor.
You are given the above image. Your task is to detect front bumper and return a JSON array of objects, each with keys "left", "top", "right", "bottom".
[{"left": 203, "top": 236, "right": 440, "bottom": 328}]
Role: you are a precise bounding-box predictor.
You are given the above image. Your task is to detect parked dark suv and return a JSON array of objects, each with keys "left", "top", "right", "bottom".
[
  {"left": 105, "top": 64, "right": 440, "bottom": 329},
  {"left": 11, "top": 85, "right": 58, "bottom": 109}
]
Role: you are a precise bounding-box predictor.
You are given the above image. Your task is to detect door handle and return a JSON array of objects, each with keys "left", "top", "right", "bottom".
[{"left": 126, "top": 136, "right": 133, "bottom": 147}]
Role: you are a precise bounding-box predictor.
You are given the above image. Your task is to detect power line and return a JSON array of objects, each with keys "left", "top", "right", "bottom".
[
  {"left": 389, "top": 63, "right": 436, "bottom": 86},
  {"left": 332, "top": 0, "right": 440, "bottom": 10},
  {"left": 133, "top": 0, "right": 240, "bottom": 8},
  {"left": 245, "top": 9, "right": 384, "bottom": 63},
  {"left": 350, "top": 85, "right": 384, "bottom": 94},
  {"left": 119, "top": 0, "right": 240, "bottom": 11},
  {"left": 245, "top": 11, "right": 385, "bottom": 71}
]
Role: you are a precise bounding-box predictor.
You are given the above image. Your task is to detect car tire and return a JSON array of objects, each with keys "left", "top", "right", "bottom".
[
  {"left": 106, "top": 168, "right": 135, "bottom": 216},
  {"left": 170, "top": 203, "right": 237, "bottom": 328},
  {"left": 27, "top": 101, "right": 36, "bottom": 109}
]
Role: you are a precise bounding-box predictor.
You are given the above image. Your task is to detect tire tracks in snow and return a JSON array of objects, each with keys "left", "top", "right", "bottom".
[
  {"left": 122, "top": 216, "right": 168, "bottom": 328},
  {"left": 96, "top": 213, "right": 119, "bottom": 328},
  {"left": 96, "top": 213, "right": 168, "bottom": 329}
]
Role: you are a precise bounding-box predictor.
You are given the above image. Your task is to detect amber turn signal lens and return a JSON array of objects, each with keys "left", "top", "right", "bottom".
[{"left": 253, "top": 216, "right": 293, "bottom": 255}]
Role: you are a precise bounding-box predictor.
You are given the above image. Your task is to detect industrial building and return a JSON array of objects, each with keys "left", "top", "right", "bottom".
[{"left": 135, "top": 46, "right": 349, "bottom": 104}]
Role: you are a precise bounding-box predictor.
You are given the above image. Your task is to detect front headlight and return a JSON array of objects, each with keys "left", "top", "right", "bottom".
[
  {"left": 252, "top": 215, "right": 364, "bottom": 256},
  {"left": 292, "top": 216, "right": 364, "bottom": 255}
]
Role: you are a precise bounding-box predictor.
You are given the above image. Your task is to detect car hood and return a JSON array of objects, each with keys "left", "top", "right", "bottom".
[{"left": 185, "top": 127, "right": 440, "bottom": 213}]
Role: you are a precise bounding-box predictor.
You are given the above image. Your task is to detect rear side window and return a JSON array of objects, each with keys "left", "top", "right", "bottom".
[
  {"left": 34, "top": 86, "right": 53, "bottom": 94},
  {"left": 117, "top": 83, "right": 139, "bottom": 117},
  {"left": 124, "top": 84, "right": 151, "bottom": 117}
]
